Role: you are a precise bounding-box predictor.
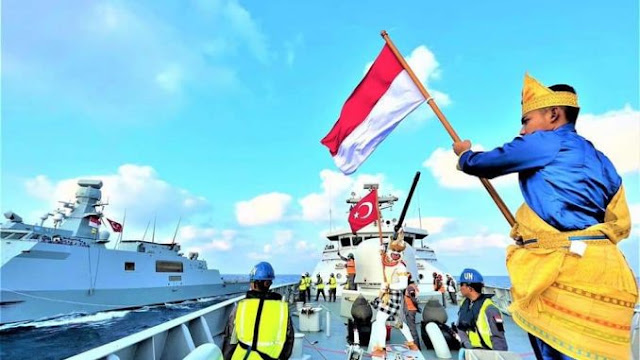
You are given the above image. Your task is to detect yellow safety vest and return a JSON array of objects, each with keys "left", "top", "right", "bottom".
[
  {"left": 329, "top": 278, "right": 337, "bottom": 289},
  {"left": 232, "top": 298, "right": 288, "bottom": 360},
  {"left": 467, "top": 298, "right": 495, "bottom": 349},
  {"left": 298, "top": 279, "right": 307, "bottom": 291},
  {"left": 316, "top": 278, "right": 324, "bottom": 289},
  {"left": 305, "top": 277, "right": 312, "bottom": 287}
]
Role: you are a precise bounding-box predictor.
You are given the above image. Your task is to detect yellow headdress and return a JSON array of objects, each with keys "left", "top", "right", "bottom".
[{"left": 521, "top": 73, "right": 579, "bottom": 116}]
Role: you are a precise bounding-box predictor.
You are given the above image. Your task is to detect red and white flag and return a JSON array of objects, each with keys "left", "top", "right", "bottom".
[
  {"left": 348, "top": 189, "right": 380, "bottom": 234},
  {"left": 321, "top": 44, "right": 424, "bottom": 174},
  {"left": 106, "top": 218, "right": 123, "bottom": 233},
  {"left": 88, "top": 216, "right": 101, "bottom": 228}
]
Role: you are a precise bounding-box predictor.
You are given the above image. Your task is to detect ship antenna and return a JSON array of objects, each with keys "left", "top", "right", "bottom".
[
  {"left": 171, "top": 216, "right": 182, "bottom": 245},
  {"left": 152, "top": 215, "right": 157, "bottom": 243},
  {"left": 142, "top": 219, "right": 150, "bottom": 241},
  {"left": 417, "top": 185, "right": 423, "bottom": 229},
  {"left": 114, "top": 209, "right": 126, "bottom": 248},
  {"left": 328, "top": 181, "right": 333, "bottom": 231}
]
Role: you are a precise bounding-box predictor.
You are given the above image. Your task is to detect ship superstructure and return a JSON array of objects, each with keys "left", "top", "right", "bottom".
[{"left": 311, "top": 184, "right": 448, "bottom": 295}]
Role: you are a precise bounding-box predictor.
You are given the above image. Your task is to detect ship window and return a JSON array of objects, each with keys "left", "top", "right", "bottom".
[
  {"left": 156, "top": 261, "right": 183, "bottom": 273},
  {"left": 30, "top": 234, "right": 40, "bottom": 239},
  {"left": 1, "top": 231, "right": 13, "bottom": 239},
  {"left": 352, "top": 236, "right": 363, "bottom": 246},
  {"left": 169, "top": 276, "right": 182, "bottom": 281},
  {"left": 125, "top": 262, "right": 135, "bottom": 271},
  {"left": 340, "top": 237, "right": 351, "bottom": 247}
]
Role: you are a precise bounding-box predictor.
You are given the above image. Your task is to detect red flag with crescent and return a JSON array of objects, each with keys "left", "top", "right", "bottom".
[
  {"left": 106, "top": 218, "right": 123, "bottom": 233},
  {"left": 348, "top": 189, "right": 380, "bottom": 234}
]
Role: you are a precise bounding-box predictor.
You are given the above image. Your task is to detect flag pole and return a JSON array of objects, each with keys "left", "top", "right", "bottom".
[
  {"left": 380, "top": 30, "right": 516, "bottom": 227},
  {"left": 373, "top": 188, "right": 389, "bottom": 303}
]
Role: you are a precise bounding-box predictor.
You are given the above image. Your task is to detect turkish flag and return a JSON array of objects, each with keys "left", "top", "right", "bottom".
[
  {"left": 107, "top": 218, "right": 123, "bottom": 233},
  {"left": 348, "top": 189, "right": 380, "bottom": 234}
]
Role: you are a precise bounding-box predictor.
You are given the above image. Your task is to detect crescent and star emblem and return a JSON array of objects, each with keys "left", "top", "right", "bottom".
[{"left": 353, "top": 202, "right": 373, "bottom": 219}]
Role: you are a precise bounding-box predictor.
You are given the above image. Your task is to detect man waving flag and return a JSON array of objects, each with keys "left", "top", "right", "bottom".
[{"left": 321, "top": 44, "right": 424, "bottom": 174}]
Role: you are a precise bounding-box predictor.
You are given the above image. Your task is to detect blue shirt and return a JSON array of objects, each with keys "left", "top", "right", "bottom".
[{"left": 458, "top": 123, "right": 621, "bottom": 231}]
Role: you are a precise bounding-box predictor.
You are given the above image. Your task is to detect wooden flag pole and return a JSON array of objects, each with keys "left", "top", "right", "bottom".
[
  {"left": 380, "top": 30, "right": 516, "bottom": 227},
  {"left": 373, "top": 188, "right": 390, "bottom": 303}
]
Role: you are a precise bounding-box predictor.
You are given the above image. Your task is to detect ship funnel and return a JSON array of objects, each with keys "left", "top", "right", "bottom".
[{"left": 4, "top": 211, "right": 23, "bottom": 223}]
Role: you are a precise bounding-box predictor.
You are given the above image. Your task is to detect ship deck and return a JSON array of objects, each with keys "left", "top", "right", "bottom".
[{"left": 294, "top": 296, "right": 536, "bottom": 359}]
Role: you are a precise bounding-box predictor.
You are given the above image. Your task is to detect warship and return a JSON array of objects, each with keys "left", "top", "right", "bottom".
[
  {"left": 312, "top": 183, "right": 448, "bottom": 297},
  {"left": 0, "top": 179, "right": 248, "bottom": 325}
]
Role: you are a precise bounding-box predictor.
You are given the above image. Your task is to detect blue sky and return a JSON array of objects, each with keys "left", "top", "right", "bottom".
[{"left": 2, "top": 0, "right": 638, "bottom": 276}]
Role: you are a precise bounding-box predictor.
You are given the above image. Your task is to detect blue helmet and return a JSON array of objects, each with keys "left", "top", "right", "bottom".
[
  {"left": 459, "top": 268, "right": 483, "bottom": 284},
  {"left": 250, "top": 262, "right": 275, "bottom": 281}
]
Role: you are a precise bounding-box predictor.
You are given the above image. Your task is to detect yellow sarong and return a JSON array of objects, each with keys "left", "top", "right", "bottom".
[{"left": 507, "top": 186, "right": 638, "bottom": 360}]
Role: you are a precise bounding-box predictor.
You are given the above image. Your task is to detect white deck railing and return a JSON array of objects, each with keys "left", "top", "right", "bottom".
[{"left": 67, "top": 283, "right": 298, "bottom": 360}]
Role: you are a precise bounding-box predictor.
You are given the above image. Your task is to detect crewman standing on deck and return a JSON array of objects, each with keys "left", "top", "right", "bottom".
[
  {"left": 337, "top": 251, "right": 356, "bottom": 290},
  {"left": 315, "top": 274, "right": 326, "bottom": 301},
  {"left": 304, "top": 272, "right": 312, "bottom": 301},
  {"left": 298, "top": 273, "right": 308, "bottom": 303},
  {"left": 453, "top": 73, "right": 638, "bottom": 359},
  {"left": 222, "top": 262, "right": 294, "bottom": 360},
  {"left": 327, "top": 273, "right": 337, "bottom": 302}
]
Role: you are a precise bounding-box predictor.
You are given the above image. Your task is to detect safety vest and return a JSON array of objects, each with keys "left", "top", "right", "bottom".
[
  {"left": 467, "top": 298, "right": 495, "bottom": 350},
  {"left": 305, "top": 277, "right": 312, "bottom": 287},
  {"left": 316, "top": 278, "right": 324, "bottom": 289},
  {"left": 329, "top": 277, "right": 337, "bottom": 289},
  {"left": 346, "top": 259, "right": 356, "bottom": 275},
  {"left": 404, "top": 283, "right": 419, "bottom": 311},
  {"left": 298, "top": 279, "right": 307, "bottom": 291},
  {"left": 232, "top": 298, "right": 288, "bottom": 360}
]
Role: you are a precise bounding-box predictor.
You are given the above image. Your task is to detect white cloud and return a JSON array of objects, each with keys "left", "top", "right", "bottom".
[
  {"left": 403, "top": 217, "right": 453, "bottom": 235},
  {"left": 24, "top": 164, "right": 209, "bottom": 230},
  {"left": 179, "top": 225, "right": 236, "bottom": 252},
  {"left": 248, "top": 252, "right": 271, "bottom": 260},
  {"left": 25, "top": 175, "right": 55, "bottom": 201},
  {"left": 432, "top": 233, "right": 513, "bottom": 253},
  {"left": 222, "top": 0, "right": 269, "bottom": 63},
  {"left": 274, "top": 230, "right": 293, "bottom": 246},
  {"left": 298, "top": 169, "right": 403, "bottom": 222},
  {"left": 235, "top": 193, "right": 292, "bottom": 226},
  {"left": 284, "top": 33, "right": 303, "bottom": 67},
  {"left": 577, "top": 105, "right": 640, "bottom": 174},
  {"left": 3, "top": 1, "right": 268, "bottom": 122},
  {"left": 422, "top": 147, "right": 518, "bottom": 189}
]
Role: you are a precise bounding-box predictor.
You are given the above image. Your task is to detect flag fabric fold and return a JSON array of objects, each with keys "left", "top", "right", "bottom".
[
  {"left": 348, "top": 189, "right": 380, "bottom": 233},
  {"left": 106, "top": 218, "right": 123, "bottom": 233},
  {"left": 88, "top": 216, "right": 101, "bottom": 228},
  {"left": 321, "top": 44, "right": 424, "bottom": 174}
]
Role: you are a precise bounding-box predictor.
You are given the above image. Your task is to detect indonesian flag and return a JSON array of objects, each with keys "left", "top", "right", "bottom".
[
  {"left": 106, "top": 218, "right": 123, "bottom": 233},
  {"left": 88, "top": 216, "right": 101, "bottom": 228},
  {"left": 321, "top": 44, "right": 424, "bottom": 174},
  {"left": 348, "top": 189, "right": 380, "bottom": 234}
]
